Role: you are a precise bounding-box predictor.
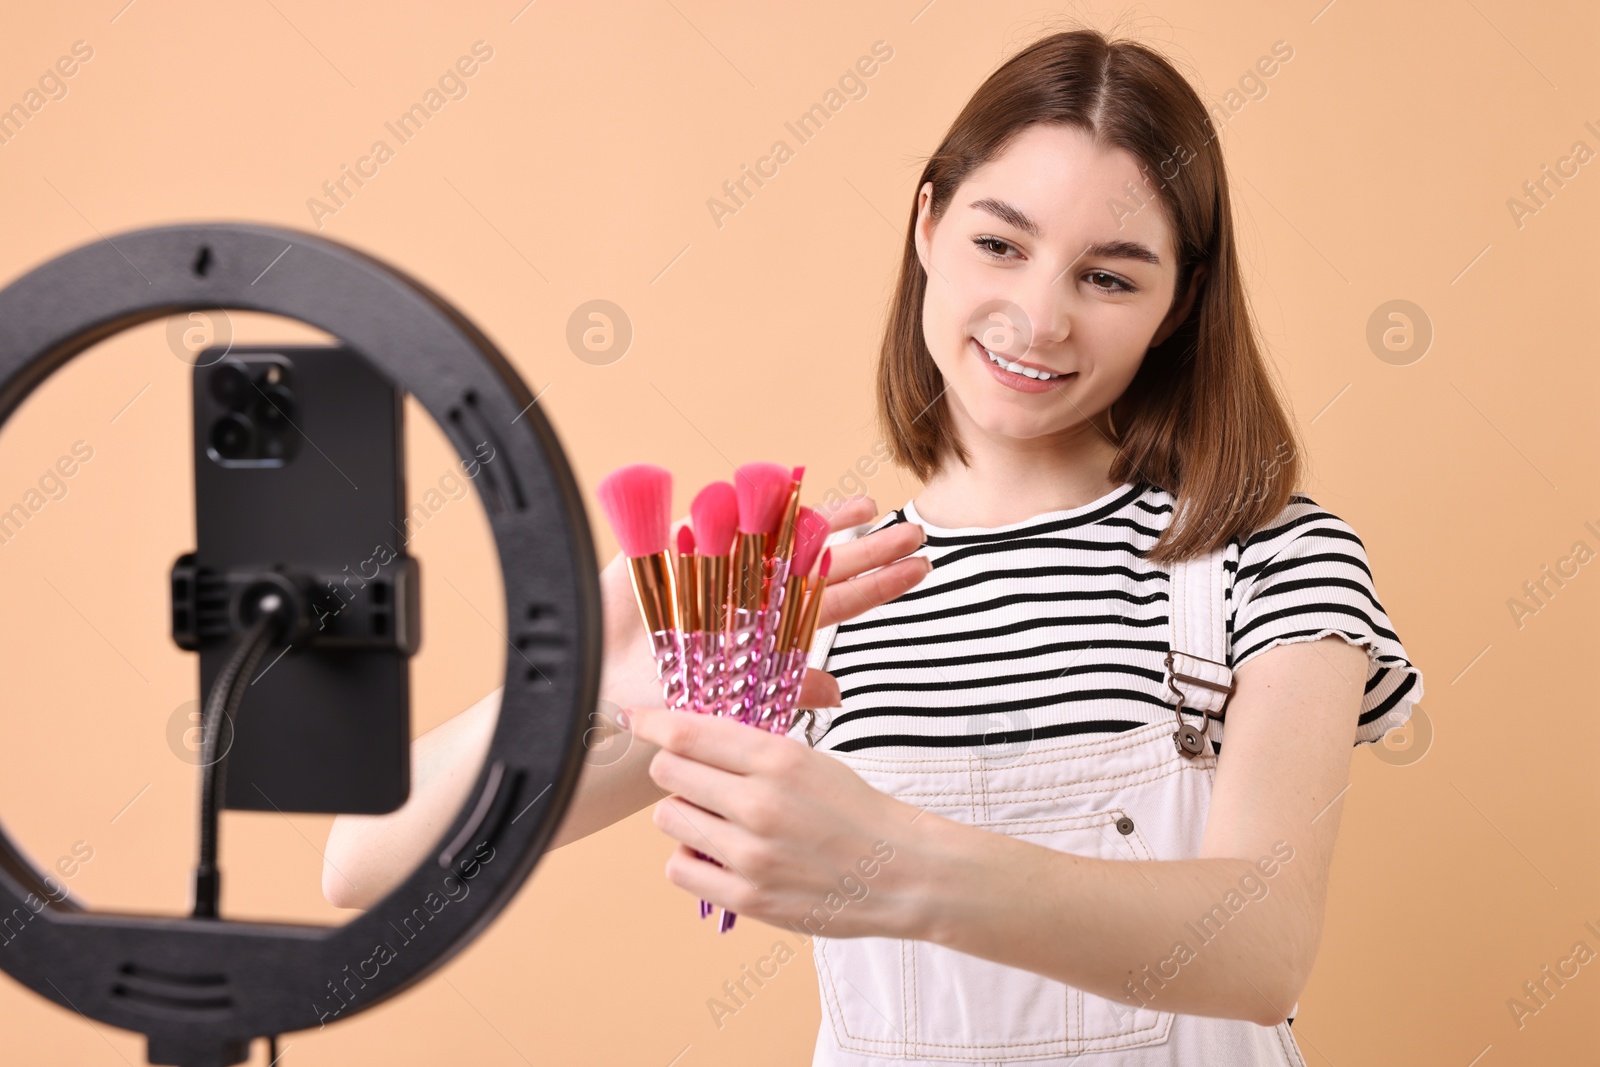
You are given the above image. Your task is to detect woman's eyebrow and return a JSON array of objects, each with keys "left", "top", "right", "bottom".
[
  {"left": 1079, "top": 238, "right": 1162, "bottom": 266},
  {"left": 968, "top": 197, "right": 1162, "bottom": 266},
  {"left": 970, "top": 197, "right": 1043, "bottom": 238}
]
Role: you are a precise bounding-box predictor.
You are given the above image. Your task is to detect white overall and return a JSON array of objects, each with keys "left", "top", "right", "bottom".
[{"left": 789, "top": 527, "right": 1307, "bottom": 1066}]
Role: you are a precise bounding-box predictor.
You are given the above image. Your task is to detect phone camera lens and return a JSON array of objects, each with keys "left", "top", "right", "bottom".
[
  {"left": 209, "top": 364, "right": 252, "bottom": 408},
  {"left": 211, "top": 413, "right": 256, "bottom": 460},
  {"left": 255, "top": 385, "right": 295, "bottom": 425}
]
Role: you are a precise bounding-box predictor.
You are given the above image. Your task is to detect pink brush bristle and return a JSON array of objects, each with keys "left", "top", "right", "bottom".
[
  {"left": 791, "top": 465, "right": 805, "bottom": 482},
  {"left": 596, "top": 463, "right": 672, "bottom": 558},
  {"left": 690, "top": 481, "right": 739, "bottom": 557},
  {"left": 819, "top": 548, "right": 832, "bottom": 579},
  {"left": 677, "top": 524, "right": 695, "bottom": 555},
  {"left": 733, "top": 462, "right": 792, "bottom": 535},
  {"left": 792, "top": 506, "right": 828, "bottom": 577}
]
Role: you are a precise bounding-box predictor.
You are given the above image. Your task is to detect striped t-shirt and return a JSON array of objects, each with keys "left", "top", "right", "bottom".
[{"left": 810, "top": 481, "right": 1424, "bottom": 756}]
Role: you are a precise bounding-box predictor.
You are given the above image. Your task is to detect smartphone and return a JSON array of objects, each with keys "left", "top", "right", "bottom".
[{"left": 172, "top": 344, "right": 416, "bottom": 815}]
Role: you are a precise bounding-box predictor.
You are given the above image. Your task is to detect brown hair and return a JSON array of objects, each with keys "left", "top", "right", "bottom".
[{"left": 876, "top": 27, "right": 1303, "bottom": 564}]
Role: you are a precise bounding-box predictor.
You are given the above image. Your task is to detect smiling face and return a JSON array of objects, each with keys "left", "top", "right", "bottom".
[{"left": 912, "top": 122, "right": 1203, "bottom": 450}]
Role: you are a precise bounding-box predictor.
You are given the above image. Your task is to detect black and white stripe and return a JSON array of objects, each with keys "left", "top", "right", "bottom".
[{"left": 814, "top": 482, "right": 1424, "bottom": 755}]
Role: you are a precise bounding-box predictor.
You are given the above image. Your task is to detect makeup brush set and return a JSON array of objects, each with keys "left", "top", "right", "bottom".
[{"left": 596, "top": 461, "right": 834, "bottom": 931}]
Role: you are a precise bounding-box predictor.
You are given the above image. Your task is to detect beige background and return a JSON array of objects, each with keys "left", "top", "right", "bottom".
[{"left": 0, "top": 1, "right": 1594, "bottom": 1063}]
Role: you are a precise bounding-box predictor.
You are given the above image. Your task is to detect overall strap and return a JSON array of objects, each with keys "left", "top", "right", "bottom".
[{"left": 1164, "top": 542, "right": 1235, "bottom": 757}]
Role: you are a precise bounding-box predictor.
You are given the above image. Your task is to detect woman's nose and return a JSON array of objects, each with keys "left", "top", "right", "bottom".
[{"left": 1010, "top": 271, "right": 1071, "bottom": 353}]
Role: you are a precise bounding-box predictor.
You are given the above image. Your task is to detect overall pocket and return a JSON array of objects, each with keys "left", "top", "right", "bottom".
[
  {"left": 814, "top": 807, "right": 1176, "bottom": 1061},
  {"left": 815, "top": 934, "right": 913, "bottom": 1058}
]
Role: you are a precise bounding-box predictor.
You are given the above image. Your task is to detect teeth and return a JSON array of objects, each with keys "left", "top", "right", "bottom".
[{"left": 980, "top": 343, "right": 1060, "bottom": 380}]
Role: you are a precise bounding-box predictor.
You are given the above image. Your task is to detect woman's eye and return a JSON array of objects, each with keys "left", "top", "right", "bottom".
[
  {"left": 1086, "top": 270, "right": 1134, "bottom": 294},
  {"left": 973, "top": 236, "right": 1016, "bottom": 260}
]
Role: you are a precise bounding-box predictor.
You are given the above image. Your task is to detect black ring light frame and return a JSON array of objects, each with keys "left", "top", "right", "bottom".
[{"left": 0, "top": 222, "right": 601, "bottom": 1066}]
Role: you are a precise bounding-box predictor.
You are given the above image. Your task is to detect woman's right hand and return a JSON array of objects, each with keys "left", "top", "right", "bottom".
[
  {"left": 597, "top": 492, "right": 929, "bottom": 712},
  {"left": 810, "top": 493, "right": 930, "bottom": 631}
]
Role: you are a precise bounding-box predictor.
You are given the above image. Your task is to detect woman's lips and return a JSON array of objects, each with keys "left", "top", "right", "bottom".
[{"left": 972, "top": 337, "right": 1074, "bottom": 394}]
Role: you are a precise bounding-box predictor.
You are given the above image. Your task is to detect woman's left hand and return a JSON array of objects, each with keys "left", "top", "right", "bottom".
[{"left": 622, "top": 704, "right": 932, "bottom": 940}]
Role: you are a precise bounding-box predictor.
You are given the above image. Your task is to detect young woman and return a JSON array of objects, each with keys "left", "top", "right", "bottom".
[
  {"left": 326, "top": 27, "right": 1423, "bottom": 1066},
  {"left": 622, "top": 27, "right": 1423, "bottom": 1067}
]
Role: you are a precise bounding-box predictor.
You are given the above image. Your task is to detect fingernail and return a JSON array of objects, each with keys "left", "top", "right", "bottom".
[
  {"left": 913, "top": 523, "right": 927, "bottom": 543},
  {"left": 617, "top": 708, "right": 631, "bottom": 730}
]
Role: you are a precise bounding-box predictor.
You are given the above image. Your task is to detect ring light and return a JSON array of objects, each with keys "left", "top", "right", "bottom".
[{"left": 0, "top": 222, "right": 601, "bottom": 1066}]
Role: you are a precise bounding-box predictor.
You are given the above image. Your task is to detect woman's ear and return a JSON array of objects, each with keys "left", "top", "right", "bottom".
[{"left": 912, "top": 181, "right": 935, "bottom": 276}]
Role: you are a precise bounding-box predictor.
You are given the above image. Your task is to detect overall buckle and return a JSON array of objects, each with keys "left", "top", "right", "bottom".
[{"left": 1164, "top": 648, "right": 1234, "bottom": 757}]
